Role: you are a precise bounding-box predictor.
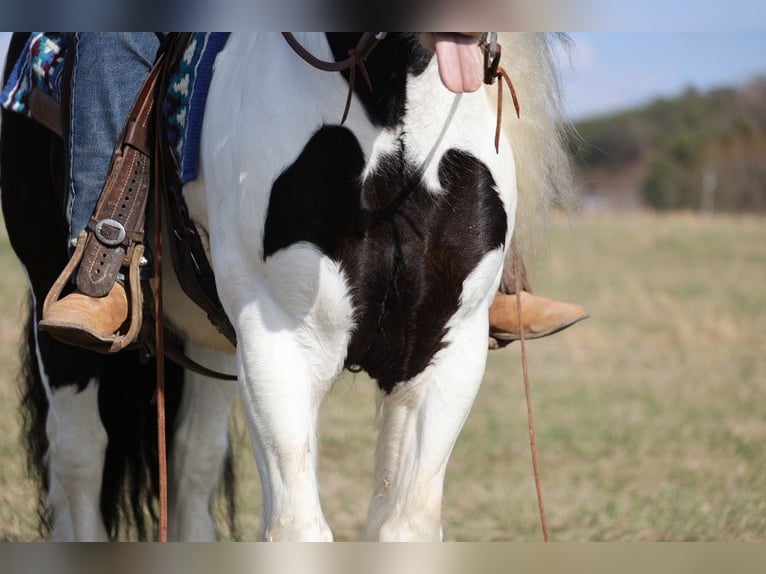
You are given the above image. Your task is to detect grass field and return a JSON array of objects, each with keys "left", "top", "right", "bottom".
[{"left": 0, "top": 211, "right": 764, "bottom": 541}]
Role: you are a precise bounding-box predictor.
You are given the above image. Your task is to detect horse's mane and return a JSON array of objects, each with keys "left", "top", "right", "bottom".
[{"left": 489, "top": 33, "right": 575, "bottom": 265}]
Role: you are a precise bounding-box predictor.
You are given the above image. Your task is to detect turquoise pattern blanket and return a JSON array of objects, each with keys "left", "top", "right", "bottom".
[
  {"left": 1, "top": 32, "right": 229, "bottom": 185},
  {"left": 162, "top": 33, "right": 229, "bottom": 183},
  {"left": 1, "top": 33, "right": 71, "bottom": 117}
]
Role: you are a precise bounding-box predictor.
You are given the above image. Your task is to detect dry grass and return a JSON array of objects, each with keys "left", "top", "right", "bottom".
[{"left": 0, "top": 212, "right": 764, "bottom": 541}]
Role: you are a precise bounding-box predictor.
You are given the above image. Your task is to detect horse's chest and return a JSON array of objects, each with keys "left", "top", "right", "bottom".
[{"left": 263, "top": 126, "right": 507, "bottom": 392}]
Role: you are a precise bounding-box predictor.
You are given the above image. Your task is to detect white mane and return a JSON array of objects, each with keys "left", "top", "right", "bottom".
[{"left": 490, "top": 33, "right": 575, "bottom": 263}]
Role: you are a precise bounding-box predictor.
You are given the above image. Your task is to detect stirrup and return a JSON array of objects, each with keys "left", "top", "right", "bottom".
[{"left": 42, "top": 231, "right": 145, "bottom": 353}]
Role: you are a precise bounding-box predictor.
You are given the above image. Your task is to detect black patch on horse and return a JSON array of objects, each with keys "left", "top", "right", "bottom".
[
  {"left": 263, "top": 126, "right": 365, "bottom": 257},
  {"left": 263, "top": 126, "right": 506, "bottom": 393},
  {"left": 325, "top": 33, "right": 432, "bottom": 128}
]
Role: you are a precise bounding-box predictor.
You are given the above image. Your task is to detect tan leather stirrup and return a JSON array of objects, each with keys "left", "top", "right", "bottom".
[
  {"left": 40, "top": 54, "right": 165, "bottom": 353},
  {"left": 41, "top": 232, "right": 145, "bottom": 353}
]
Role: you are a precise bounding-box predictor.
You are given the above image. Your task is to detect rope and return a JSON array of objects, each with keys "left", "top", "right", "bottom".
[
  {"left": 514, "top": 254, "right": 550, "bottom": 541},
  {"left": 153, "top": 81, "right": 168, "bottom": 542},
  {"left": 154, "top": 243, "right": 168, "bottom": 543},
  {"left": 493, "top": 66, "right": 520, "bottom": 153}
]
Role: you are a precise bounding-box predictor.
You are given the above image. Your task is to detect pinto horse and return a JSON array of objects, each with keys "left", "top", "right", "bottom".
[{"left": 1, "top": 33, "right": 570, "bottom": 541}]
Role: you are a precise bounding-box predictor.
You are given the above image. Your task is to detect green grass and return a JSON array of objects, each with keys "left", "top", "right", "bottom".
[{"left": 0, "top": 212, "right": 764, "bottom": 541}]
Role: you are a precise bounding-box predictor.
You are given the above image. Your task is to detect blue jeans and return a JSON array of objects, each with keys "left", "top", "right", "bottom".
[{"left": 67, "top": 33, "right": 161, "bottom": 245}]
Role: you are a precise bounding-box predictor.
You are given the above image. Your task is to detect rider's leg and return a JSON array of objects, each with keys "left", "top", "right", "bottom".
[
  {"left": 39, "top": 33, "right": 160, "bottom": 345},
  {"left": 488, "top": 238, "right": 587, "bottom": 348}
]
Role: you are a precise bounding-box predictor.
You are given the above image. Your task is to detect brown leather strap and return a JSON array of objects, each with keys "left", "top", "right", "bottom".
[
  {"left": 152, "top": 66, "right": 169, "bottom": 541},
  {"left": 282, "top": 33, "right": 382, "bottom": 124},
  {"left": 513, "top": 249, "right": 550, "bottom": 541},
  {"left": 481, "top": 40, "right": 521, "bottom": 154},
  {"left": 282, "top": 32, "right": 381, "bottom": 73},
  {"left": 75, "top": 54, "right": 165, "bottom": 297},
  {"left": 29, "top": 86, "right": 64, "bottom": 138}
]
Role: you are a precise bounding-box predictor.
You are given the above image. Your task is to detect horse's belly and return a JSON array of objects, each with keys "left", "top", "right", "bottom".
[{"left": 161, "top": 262, "right": 235, "bottom": 354}]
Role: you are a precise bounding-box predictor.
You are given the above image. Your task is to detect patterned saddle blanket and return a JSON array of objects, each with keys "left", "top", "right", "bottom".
[
  {"left": 1, "top": 32, "right": 230, "bottom": 184},
  {"left": 162, "top": 33, "right": 229, "bottom": 183}
]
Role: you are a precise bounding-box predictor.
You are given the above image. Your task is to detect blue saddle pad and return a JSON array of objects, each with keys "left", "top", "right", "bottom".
[
  {"left": 162, "top": 33, "right": 229, "bottom": 184},
  {"left": 1, "top": 33, "right": 71, "bottom": 117},
  {"left": 2, "top": 32, "right": 230, "bottom": 186}
]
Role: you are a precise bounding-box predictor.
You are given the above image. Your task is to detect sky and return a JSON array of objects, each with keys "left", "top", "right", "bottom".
[
  {"left": 1, "top": 31, "right": 765, "bottom": 122},
  {"left": 560, "top": 32, "right": 766, "bottom": 120}
]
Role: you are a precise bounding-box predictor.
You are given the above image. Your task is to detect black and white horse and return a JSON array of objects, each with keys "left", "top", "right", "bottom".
[{"left": 1, "top": 33, "right": 570, "bottom": 541}]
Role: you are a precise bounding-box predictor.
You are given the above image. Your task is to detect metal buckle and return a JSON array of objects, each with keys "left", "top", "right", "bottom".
[
  {"left": 95, "top": 218, "right": 127, "bottom": 246},
  {"left": 483, "top": 37, "right": 501, "bottom": 85}
]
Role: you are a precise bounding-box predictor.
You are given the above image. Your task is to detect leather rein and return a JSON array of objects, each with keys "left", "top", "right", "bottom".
[
  {"left": 282, "top": 32, "right": 519, "bottom": 150},
  {"left": 282, "top": 32, "right": 385, "bottom": 124},
  {"left": 282, "top": 32, "right": 385, "bottom": 73}
]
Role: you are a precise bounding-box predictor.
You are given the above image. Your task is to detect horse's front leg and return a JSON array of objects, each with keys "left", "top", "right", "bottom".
[
  {"left": 26, "top": 304, "right": 109, "bottom": 542},
  {"left": 235, "top": 302, "right": 337, "bottom": 541},
  {"left": 168, "top": 342, "right": 238, "bottom": 541},
  {"left": 364, "top": 254, "right": 501, "bottom": 541},
  {"left": 364, "top": 321, "right": 488, "bottom": 541}
]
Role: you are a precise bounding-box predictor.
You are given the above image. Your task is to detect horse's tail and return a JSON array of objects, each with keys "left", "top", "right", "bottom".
[
  {"left": 18, "top": 297, "right": 53, "bottom": 537},
  {"left": 97, "top": 338, "right": 185, "bottom": 540},
  {"left": 491, "top": 32, "right": 577, "bottom": 263},
  {"left": 97, "top": 340, "right": 239, "bottom": 540}
]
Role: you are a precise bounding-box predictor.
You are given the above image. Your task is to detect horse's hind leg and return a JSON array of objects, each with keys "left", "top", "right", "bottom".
[
  {"left": 17, "top": 295, "right": 109, "bottom": 541},
  {"left": 43, "top": 374, "right": 109, "bottom": 541},
  {"left": 168, "top": 342, "right": 238, "bottom": 541}
]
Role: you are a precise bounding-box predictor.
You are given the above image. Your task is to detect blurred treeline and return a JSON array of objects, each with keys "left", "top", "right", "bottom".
[{"left": 572, "top": 77, "right": 766, "bottom": 212}]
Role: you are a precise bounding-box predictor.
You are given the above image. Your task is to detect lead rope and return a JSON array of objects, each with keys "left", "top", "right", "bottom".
[
  {"left": 154, "top": 194, "right": 168, "bottom": 542},
  {"left": 486, "top": 35, "right": 548, "bottom": 539},
  {"left": 482, "top": 40, "right": 548, "bottom": 538},
  {"left": 493, "top": 66, "right": 520, "bottom": 153},
  {"left": 153, "top": 59, "right": 168, "bottom": 542},
  {"left": 513, "top": 251, "right": 550, "bottom": 541}
]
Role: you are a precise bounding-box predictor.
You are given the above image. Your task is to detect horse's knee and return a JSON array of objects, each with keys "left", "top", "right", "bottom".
[{"left": 46, "top": 383, "right": 107, "bottom": 483}]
